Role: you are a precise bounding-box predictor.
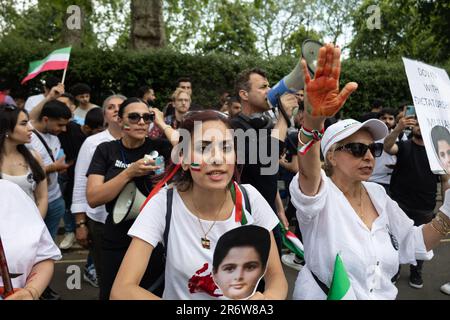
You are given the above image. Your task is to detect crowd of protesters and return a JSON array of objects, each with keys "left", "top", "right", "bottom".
[{"left": 0, "top": 43, "right": 449, "bottom": 300}]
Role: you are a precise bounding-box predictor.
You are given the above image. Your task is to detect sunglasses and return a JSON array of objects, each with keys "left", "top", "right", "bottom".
[
  {"left": 127, "top": 112, "right": 153, "bottom": 124},
  {"left": 335, "top": 142, "right": 384, "bottom": 158}
]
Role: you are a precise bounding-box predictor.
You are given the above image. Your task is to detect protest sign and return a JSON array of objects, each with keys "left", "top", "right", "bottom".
[{"left": 402, "top": 58, "right": 450, "bottom": 174}]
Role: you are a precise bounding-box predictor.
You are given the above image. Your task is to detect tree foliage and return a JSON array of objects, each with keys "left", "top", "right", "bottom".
[
  {"left": 350, "top": 0, "right": 450, "bottom": 63},
  {"left": 284, "top": 26, "right": 323, "bottom": 56},
  {"left": 196, "top": 1, "right": 257, "bottom": 55},
  {"left": 2, "top": 42, "right": 449, "bottom": 119}
]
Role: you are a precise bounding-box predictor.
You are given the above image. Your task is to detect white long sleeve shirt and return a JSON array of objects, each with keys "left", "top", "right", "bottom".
[
  {"left": 289, "top": 170, "right": 432, "bottom": 300},
  {"left": 71, "top": 129, "right": 116, "bottom": 223}
]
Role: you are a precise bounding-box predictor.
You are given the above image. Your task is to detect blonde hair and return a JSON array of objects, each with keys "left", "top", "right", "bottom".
[
  {"left": 171, "top": 88, "right": 191, "bottom": 102},
  {"left": 323, "top": 145, "right": 337, "bottom": 177}
]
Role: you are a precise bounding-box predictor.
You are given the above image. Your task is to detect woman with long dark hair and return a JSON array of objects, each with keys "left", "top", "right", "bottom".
[
  {"left": 111, "top": 110, "right": 287, "bottom": 300},
  {"left": 0, "top": 104, "right": 48, "bottom": 217},
  {"left": 86, "top": 98, "right": 172, "bottom": 300}
]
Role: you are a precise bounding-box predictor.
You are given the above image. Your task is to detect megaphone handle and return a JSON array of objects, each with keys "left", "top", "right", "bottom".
[{"left": 276, "top": 94, "right": 292, "bottom": 127}]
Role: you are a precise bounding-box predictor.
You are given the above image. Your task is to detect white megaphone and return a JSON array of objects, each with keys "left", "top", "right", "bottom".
[
  {"left": 267, "top": 39, "right": 323, "bottom": 119},
  {"left": 112, "top": 181, "right": 147, "bottom": 224}
]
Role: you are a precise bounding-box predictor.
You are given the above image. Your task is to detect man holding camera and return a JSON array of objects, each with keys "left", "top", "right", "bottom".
[{"left": 230, "top": 68, "right": 298, "bottom": 253}]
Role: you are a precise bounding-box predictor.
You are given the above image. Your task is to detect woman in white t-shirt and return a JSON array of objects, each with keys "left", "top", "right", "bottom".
[
  {"left": 290, "top": 43, "right": 450, "bottom": 300},
  {"left": 0, "top": 104, "right": 48, "bottom": 217},
  {"left": 111, "top": 110, "right": 287, "bottom": 300},
  {"left": 0, "top": 179, "right": 61, "bottom": 300}
]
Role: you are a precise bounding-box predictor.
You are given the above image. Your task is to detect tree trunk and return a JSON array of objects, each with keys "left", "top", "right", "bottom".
[
  {"left": 130, "top": 0, "right": 166, "bottom": 49},
  {"left": 62, "top": 5, "right": 83, "bottom": 46}
]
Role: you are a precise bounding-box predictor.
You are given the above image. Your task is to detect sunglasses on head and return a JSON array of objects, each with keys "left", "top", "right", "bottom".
[
  {"left": 335, "top": 142, "right": 384, "bottom": 158},
  {"left": 0, "top": 104, "right": 17, "bottom": 111},
  {"left": 127, "top": 112, "right": 153, "bottom": 124}
]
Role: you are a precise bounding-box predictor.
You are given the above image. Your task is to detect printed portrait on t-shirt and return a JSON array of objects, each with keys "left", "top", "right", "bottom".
[
  {"left": 212, "top": 225, "right": 270, "bottom": 300},
  {"left": 430, "top": 125, "right": 450, "bottom": 174}
]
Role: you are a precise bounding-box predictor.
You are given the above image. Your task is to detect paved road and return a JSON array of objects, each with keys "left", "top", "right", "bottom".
[{"left": 50, "top": 236, "right": 450, "bottom": 300}]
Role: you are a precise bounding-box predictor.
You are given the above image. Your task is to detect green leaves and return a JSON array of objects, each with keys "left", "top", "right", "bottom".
[{"left": 350, "top": 0, "right": 450, "bottom": 63}]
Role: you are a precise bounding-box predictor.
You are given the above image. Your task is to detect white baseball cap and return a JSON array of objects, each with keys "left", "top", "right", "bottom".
[{"left": 321, "top": 118, "right": 389, "bottom": 156}]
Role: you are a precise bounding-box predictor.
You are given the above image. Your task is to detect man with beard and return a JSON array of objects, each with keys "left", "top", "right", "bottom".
[
  {"left": 137, "top": 85, "right": 157, "bottom": 108},
  {"left": 230, "top": 68, "right": 298, "bottom": 256},
  {"left": 368, "top": 108, "right": 398, "bottom": 193},
  {"left": 384, "top": 115, "right": 449, "bottom": 289}
]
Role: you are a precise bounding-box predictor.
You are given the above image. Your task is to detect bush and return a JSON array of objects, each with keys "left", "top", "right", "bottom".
[{"left": 1, "top": 40, "right": 449, "bottom": 119}]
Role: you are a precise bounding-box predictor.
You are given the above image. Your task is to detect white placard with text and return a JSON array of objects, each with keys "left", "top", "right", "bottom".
[{"left": 402, "top": 57, "right": 450, "bottom": 174}]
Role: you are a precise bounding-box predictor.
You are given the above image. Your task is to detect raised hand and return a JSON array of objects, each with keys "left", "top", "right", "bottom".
[
  {"left": 150, "top": 107, "right": 166, "bottom": 129},
  {"left": 302, "top": 43, "right": 358, "bottom": 118}
]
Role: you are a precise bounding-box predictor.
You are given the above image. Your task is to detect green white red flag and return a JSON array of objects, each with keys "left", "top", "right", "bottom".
[
  {"left": 327, "top": 254, "right": 356, "bottom": 300},
  {"left": 279, "top": 223, "right": 304, "bottom": 259},
  {"left": 21, "top": 47, "right": 71, "bottom": 84}
]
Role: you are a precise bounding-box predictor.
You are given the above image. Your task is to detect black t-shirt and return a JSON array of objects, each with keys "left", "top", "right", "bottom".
[
  {"left": 284, "top": 131, "right": 299, "bottom": 162},
  {"left": 279, "top": 131, "right": 298, "bottom": 185},
  {"left": 230, "top": 117, "right": 284, "bottom": 211},
  {"left": 389, "top": 140, "right": 440, "bottom": 211},
  {"left": 87, "top": 137, "right": 172, "bottom": 249},
  {"left": 58, "top": 121, "right": 87, "bottom": 199}
]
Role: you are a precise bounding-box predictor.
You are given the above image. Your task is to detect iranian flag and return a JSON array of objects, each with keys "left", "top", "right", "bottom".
[
  {"left": 21, "top": 47, "right": 71, "bottom": 84},
  {"left": 279, "top": 223, "right": 304, "bottom": 259},
  {"left": 327, "top": 254, "right": 356, "bottom": 300}
]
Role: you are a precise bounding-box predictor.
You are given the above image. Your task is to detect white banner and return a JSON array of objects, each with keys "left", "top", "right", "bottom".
[{"left": 402, "top": 57, "right": 450, "bottom": 175}]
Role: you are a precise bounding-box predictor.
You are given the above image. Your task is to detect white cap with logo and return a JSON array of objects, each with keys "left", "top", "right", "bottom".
[{"left": 320, "top": 119, "right": 389, "bottom": 156}]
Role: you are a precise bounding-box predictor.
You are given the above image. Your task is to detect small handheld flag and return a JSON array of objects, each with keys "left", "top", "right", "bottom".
[
  {"left": 279, "top": 223, "right": 304, "bottom": 259},
  {"left": 327, "top": 254, "right": 356, "bottom": 300}
]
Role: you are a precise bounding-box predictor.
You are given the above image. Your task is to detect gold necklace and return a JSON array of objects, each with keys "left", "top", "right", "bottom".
[
  {"left": 192, "top": 192, "right": 228, "bottom": 250},
  {"left": 357, "top": 186, "right": 364, "bottom": 219},
  {"left": 345, "top": 186, "right": 364, "bottom": 219}
]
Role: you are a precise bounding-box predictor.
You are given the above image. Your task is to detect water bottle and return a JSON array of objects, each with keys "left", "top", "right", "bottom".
[{"left": 154, "top": 156, "right": 165, "bottom": 175}]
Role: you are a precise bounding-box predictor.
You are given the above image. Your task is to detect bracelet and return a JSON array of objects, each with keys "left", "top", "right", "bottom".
[
  {"left": 297, "top": 133, "right": 310, "bottom": 147},
  {"left": 297, "top": 126, "right": 324, "bottom": 155},
  {"left": 436, "top": 212, "right": 450, "bottom": 233},
  {"left": 430, "top": 219, "right": 447, "bottom": 237},
  {"left": 163, "top": 125, "right": 172, "bottom": 132},
  {"left": 23, "top": 286, "right": 39, "bottom": 300}
]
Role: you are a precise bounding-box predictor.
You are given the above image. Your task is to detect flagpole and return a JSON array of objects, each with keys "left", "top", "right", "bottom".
[
  {"left": 61, "top": 67, "right": 68, "bottom": 85},
  {"left": 0, "top": 236, "right": 14, "bottom": 298}
]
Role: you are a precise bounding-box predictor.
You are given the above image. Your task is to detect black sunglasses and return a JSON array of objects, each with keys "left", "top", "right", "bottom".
[
  {"left": 127, "top": 112, "right": 153, "bottom": 124},
  {"left": 335, "top": 142, "right": 384, "bottom": 158}
]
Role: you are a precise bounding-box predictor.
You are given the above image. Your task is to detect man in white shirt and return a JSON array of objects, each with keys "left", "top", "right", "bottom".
[
  {"left": 369, "top": 108, "right": 398, "bottom": 193},
  {"left": 28, "top": 100, "right": 72, "bottom": 240},
  {"left": 71, "top": 94, "right": 125, "bottom": 292}
]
